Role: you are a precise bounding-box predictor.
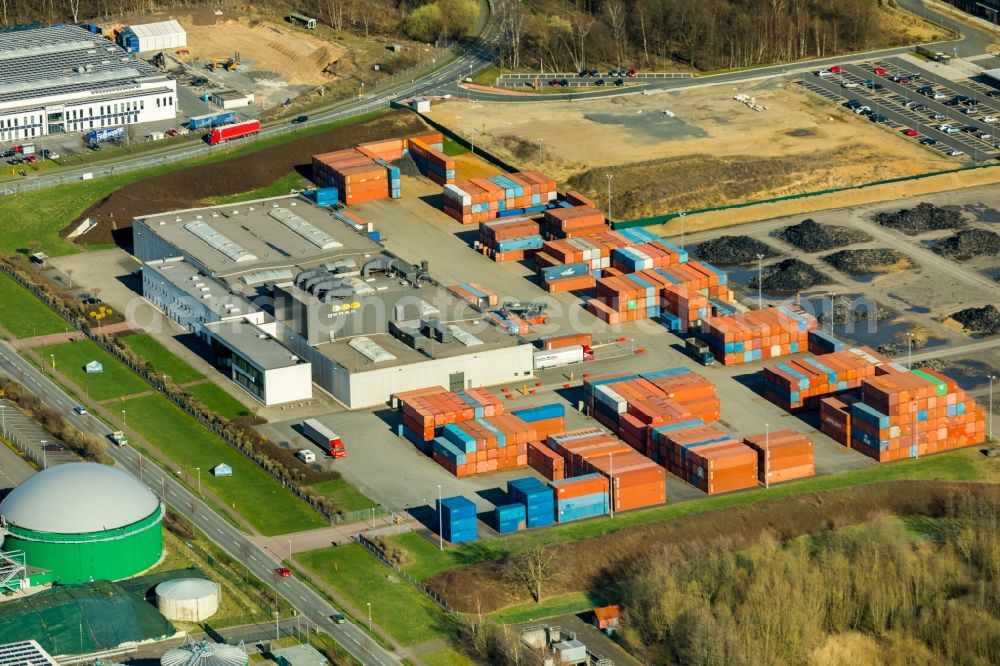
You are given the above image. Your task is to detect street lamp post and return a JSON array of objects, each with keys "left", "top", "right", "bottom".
[
  {"left": 437, "top": 484, "right": 443, "bottom": 551},
  {"left": 275, "top": 611, "right": 280, "bottom": 641},
  {"left": 366, "top": 602, "right": 372, "bottom": 632},
  {"left": 989, "top": 375, "right": 996, "bottom": 442},
  {"left": 606, "top": 173, "right": 613, "bottom": 221},
  {"left": 828, "top": 293, "right": 836, "bottom": 335},
  {"left": 121, "top": 409, "right": 126, "bottom": 430},
  {"left": 680, "top": 213, "right": 686, "bottom": 250},
  {"left": 40, "top": 440, "right": 47, "bottom": 470},
  {"left": 50, "top": 354, "right": 55, "bottom": 372},
  {"left": 537, "top": 138, "right": 543, "bottom": 165},
  {"left": 906, "top": 332, "right": 914, "bottom": 370},
  {"left": 288, "top": 538, "right": 292, "bottom": 564},
  {"left": 764, "top": 423, "right": 770, "bottom": 490},
  {"left": 196, "top": 467, "right": 202, "bottom": 496},
  {"left": 608, "top": 452, "right": 614, "bottom": 518},
  {"left": 756, "top": 254, "right": 764, "bottom": 309}
]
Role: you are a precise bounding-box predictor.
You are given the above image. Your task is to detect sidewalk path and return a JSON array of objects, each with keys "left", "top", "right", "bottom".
[{"left": 12, "top": 321, "right": 135, "bottom": 349}]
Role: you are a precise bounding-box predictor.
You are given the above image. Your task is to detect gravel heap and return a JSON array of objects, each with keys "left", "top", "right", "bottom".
[
  {"left": 874, "top": 203, "right": 965, "bottom": 235},
  {"left": 913, "top": 359, "right": 947, "bottom": 372},
  {"left": 694, "top": 235, "right": 780, "bottom": 266},
  {"left": 932, "top": 229, "right": 1000, "bottom": 260},
  {"left": 391, "top": 153, "right": 423, "bottom": 177},
  {"left": 821, "top": 249, "right": 910, "bottom": 274},
  {"left": 777, "top": 218, "right": 870, "bottom": 252},
  {"left": 748, "top": 258, "right": 829, "bottom": 292},
  {"left": 952, "top": 305, "right": 1000, "bottom": 336},
  {"left": 818, "top": 295, "right": 891, "bottom": 326}
]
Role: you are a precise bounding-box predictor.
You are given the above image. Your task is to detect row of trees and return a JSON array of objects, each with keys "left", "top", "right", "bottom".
[
  {"left": 618, "top": 490, "right": 1000, "bottom": 665},
  {"left": 500, "top": 0, "right": 912, "bottom": 72}
]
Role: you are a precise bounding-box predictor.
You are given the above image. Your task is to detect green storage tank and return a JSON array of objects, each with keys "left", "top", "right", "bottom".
[{"left": 0, "top": 463, "right": 163, "bottom": 584}]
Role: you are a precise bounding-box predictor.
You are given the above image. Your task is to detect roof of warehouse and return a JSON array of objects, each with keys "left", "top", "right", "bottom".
[
  {"left": 143, "top": 257, "right": 253, "bottom": 319},
  {"left": 315, "top": 319, "right": 519, "bottom": 372},
  {"left": 272, "top": 645, "right": 328, "bottom": 666},
  {"left": 0, "top": 25, "right": 166, "bottom": 106},
  {"left": 123, "top": 20, "right": 186, "bottom": 39},
  {"left": 983, "top": 67, "right": 1000, "bottom": 83},
  {"left": 0, "top": 462, "right": 160, "bottom": 533},
  {"left": 203, "top": 319, "right": 309, "bottom": 371},
  {"left": 137, "top": 195, "right": 381, "bottom": 278},
  {"left": 213, "top": 89, "right": 251, "bottom": 100}
]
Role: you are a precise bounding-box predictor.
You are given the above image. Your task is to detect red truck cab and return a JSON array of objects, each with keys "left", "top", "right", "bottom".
[{"left": 330, "top": 436, "right": 346, "bottom": 458}]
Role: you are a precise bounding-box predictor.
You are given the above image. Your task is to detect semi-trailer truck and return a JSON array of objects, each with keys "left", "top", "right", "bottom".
[
  {"left": 206, "top": 119, "right": 260, "bottom": 145},
  {"left": 686, "top": 338, "right": 715, "bottom": 366},
  {"left": 302, "top": 418, "right": 346, "bottom": 457},
  {"left": 85, "top": 127, "right": 125, "bottom": 144},
  {"left": 533, "top": 344, "right": 594, "bottom": 370}
]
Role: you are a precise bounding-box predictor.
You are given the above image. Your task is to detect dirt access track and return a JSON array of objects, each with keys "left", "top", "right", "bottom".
[
  {"left": 426, "top": 479, "right": 1000, "bottom": 614},
  {"left": 68, "top": 111, "right": 427, "bottom": 246},
  {"left": 431, "top": 79, "right": 955, "bottom": 219}
]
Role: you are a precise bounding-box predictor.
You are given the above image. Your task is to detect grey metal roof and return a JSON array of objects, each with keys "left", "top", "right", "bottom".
[
  {"left": 203, "top": 320, "right": 306, "bottom": 370},
  {"left": 161, "top": 641, "right": 248, "bottom": 666},
  {"left": 155, "top": 577, "right": 219, "bottom": 601},
  {"left": 0, "top": 462, "right": 159, "bottom": 533},
  {"left": 124, "top": 20, "right": 186, "bottom": 40},
  {"left": 185, "top": 220, "right": 258, "bottom": 264},
  {"left": 0, "top": 25, "right": 165, "bottom": 105},
  {"left": 268, "top": 208, "right": 342, "bottom": 251}
]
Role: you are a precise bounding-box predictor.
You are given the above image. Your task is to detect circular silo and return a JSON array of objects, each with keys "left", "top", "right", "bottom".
[
  {"left": 156, "top": 578, "right": 221, "bottom": 622},
  {"left": 161, "top": 640, "right": 248, "bottom": 666}
]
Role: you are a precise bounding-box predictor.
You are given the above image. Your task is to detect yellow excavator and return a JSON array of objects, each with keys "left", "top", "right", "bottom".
[{"left": 209, "top": 55, "right": 239, "bottom": 72}]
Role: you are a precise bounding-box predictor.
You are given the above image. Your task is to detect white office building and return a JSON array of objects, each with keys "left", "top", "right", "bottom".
[{"left": 0, "top": 25, "right": 177, "bottom": 142}]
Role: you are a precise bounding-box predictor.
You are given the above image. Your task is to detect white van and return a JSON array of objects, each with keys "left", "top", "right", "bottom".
[{"left": 297, "top": 449, "right": 316, "bottom": 464}]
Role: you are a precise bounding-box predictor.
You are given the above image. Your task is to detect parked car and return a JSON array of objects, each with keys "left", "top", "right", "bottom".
[
  {"left": 932, "top": 113, "right": 946, "bottom": 120},
  {"left": 983, "top": 116, "right": 998, "bottom": 123},
  {"left": 589, "top": 69, "right": 599, "bottom": 77},
  {"left": 1, "top": 150, "right": 13, "bottom": 158},
  {"left": 933, "top": 92, "right": 948, "bottom": 100},
  {"left": 869, "top": 113, "right": 888, "bottom": 123},
  {"left": 614, "top": 78, "right": 624, "bottom": 87},
  {"left": 291, "top": 115, "right": 309, "bottom": 123},
  {"left": 841, "top": 82, "right": 859, "bottom": 89},
  {"left": 595, "top": 79, "right": 605, "bottom": 86},
  {"left": 608, "top": 70, "right": 619, "bottom": 77},
  {"left": 559, "top": 78, "right": 569, "bottom": 87},
  {"left": 854, "top": 105, "right": 871, "bottom": 114},
  {"left": 987, "top": 91, "right": 1000, "bottom": 98},
  {"left": 578, "top": 70, "right": 588, "bottom": 77},
  {"left": 828, "top": 65, "right": 844, "bottom": 74},
  {"left": 889, "top": 75, "right": 902, "bottom": 82},
  {"left": 902, "top": 129, "right": 918, "bottom": 137},
  {"left": 844, "top": 99, "right": 862, "bottom": 109},
  {"left": 816, "top": 69, "right": 833, "bottom": 77},
  {"left": 919, "top": 138, "right": 938, "bottom": 145},
  {"left": 25, "top": 155, "right": 36, "bottom": 163},
  {"left": 948, "top": 149, "right": 965, "bottom": 156},
  {"left": 978, "top": 132, "right": 992, "bottom": 140},
  {"left": 962, "top": 107, "right": 979, "bottom": 115},
  {"left": 912, "top": 104, "right": 926, "bottom": 112},
  {"left": 165, "top": 128, "right": 179, "bottom": 137},
  {"left": 276, "top": 567, "right": 292, "bottom": 577},
  {"left": 42, "top": 443, "right": 65, "bottom": 452},
  {"left": 549, "top": 79, "right": 560, "bottom": 87},
  {"left": 873, "top": 66, "right": 889, "bottom": 75},
  {"left": 898, "top": 78, "right": 912, "bottom": 84},
  {"left": 625, "top": 68, "right": 637, "bottom": 77}
]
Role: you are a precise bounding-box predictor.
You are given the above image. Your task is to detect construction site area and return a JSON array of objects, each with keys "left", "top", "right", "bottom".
[{"left": 432, "top": 78, "right": 960, "bottom": 220}]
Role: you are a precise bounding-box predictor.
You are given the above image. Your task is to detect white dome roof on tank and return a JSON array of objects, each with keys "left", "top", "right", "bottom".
[{"left": 0, "top": 462, "right": 159, "bottom": 533}]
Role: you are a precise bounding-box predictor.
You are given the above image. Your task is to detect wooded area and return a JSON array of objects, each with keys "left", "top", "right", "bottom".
[{"left": 619, "top": 489, "right": 1000, "bottom": 665}]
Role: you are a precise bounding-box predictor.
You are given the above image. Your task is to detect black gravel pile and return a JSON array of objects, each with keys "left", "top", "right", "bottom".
[
  {"left": 821, "top": 249, "right": 910, "bottom": 274},
  {"left": 748, "top": 258, "right": 829, "bottom": 292},
  {"left": 778, "top": 218, "right": 869, "bottom": 252},
  {"left": 952, "top": 305, "right": 1000, "bottom": 336},
  {"left": 932, "top": 229, "right": 1000, "bottom": 260},
  {"left": 874, "top": 203, "right": 965, "bottom": 235},
  {"left": 818, "top": 295, "right": 891, "bottom": 326},
  {"left": 913, "top": 359, "right": 947, "bottom": 372},
  {"left": 390, "top": 153, "right": 423, "bottom": 177},
  {"left": 694, "top": 236, "right": 780, "bottom": 266}
]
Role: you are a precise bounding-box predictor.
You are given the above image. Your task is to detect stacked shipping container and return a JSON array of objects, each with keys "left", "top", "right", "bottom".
[
  {"left": 479, "top": 218, "right": 543, "bottom": 263},
  {"left": 434, "top": 414, "right": 535, "bottom": 476},
  {"left": 652, "top": 421, "right": 759, "bottom": 494},
  {"left": 494, "top": 503, "right": 526, "bottom": 534},
  {"left": 408, "top": 133, "right": 455, "bottom": 185},
  {"left": 508, "top": 477, "right": 555, "bottom": 527},
  {"left": 743, "top": 429, "right": 815, "bottom": 484},
  {"left": 550, "top": 474, "right": 610, "bottom": 522},
  {"left": 436, "top": 496, "right": 477, "bottom": 543},
  {"left": 443, "top": 172, "right": 556, "bottom": 224},
  {"left": 762, "top": 346, "right": 900, "bottom": 411},
  {"left": 448, "top": 282, "right": 499, "bottom": 309},
  {"left": 395, "top": 386, "right": 504, "bottom": 449},
  {"left": 312, "top": 148, "right": 391, "bottom": 205},
  {"left": 543, "top": 206, "right": 607, "bottom": 238},
  {"left": 700, "top": 305, "right": 818, "bottom": 365},
  {"left": 848, "top": 369, "right": 985, "bottom": 461}
]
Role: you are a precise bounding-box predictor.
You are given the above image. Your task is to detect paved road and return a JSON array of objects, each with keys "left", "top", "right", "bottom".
[
  {"left": 0, "top": 438, "right": 33, "bottom": 491},
  {"left": 908, "top": 335, "right": 1000, "bottom": 363},
  {"left": 0, "top": 342, "right": 400, "bottom": 665}
]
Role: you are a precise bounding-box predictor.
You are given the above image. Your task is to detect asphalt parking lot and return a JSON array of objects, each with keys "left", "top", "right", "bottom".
[{"left": 797, "top": 56, "right": 1000, "bottom": 161}]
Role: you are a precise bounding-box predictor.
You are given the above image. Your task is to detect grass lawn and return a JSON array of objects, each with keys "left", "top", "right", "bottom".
[
  {"left": 36, "top": 339, "right": 149, "bottom": 401},
  {"left": 419, "top": 648, "right": 475, "bottom": 666},
  {"left": 309, "top": 478, "right": 378, "bottom": 513},
  {"left": 120, "top": 393, "right": 326, "bottom": 535},
  {"left": 296, "top": 544, "right": 452, "bottom": 647},
  {"left": 0, "top": 273, "right": 72, "bottom": 339},
  {"left": 0, "top": 110, "right": 388, "bottom": 257},
  {"left": 203, "top": 171, "right": 309, "bottom": 205},
  {"left": 185, "top": 382, "right": 255, "bottom": 420},
  {"left": 440, "top": 137, "right": 469, "bottom": 157},
  {"left": 119, "top": 333, "right": 204, "bottom": 384},
  {"left": 388, "top": 447, "right": 989, "bottom": 581}
]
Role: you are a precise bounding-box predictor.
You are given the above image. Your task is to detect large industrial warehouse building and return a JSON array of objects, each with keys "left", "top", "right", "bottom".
[
  {"left": 133, "top": 195, "right": 533, "bottom": 408},
  {"left": 0, "top": 463, "right": 164, "bottom": 585},
  {"left": 0, "top": 25, "right": 176, "bottom": 142}
]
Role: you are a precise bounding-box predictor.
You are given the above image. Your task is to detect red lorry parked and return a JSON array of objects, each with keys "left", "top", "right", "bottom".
[{"left": 206, "top": 119, "right": 261, "bottom": 145}]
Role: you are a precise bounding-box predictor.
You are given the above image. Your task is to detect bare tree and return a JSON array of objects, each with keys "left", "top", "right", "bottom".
[
  {"left": 505, "top": 546, "right": 559, "bottom": 602},
  {"left": 67, "top": 0, "right": 80, "bottom": 23},
  {"left": 605, "top": 0, "right": 626, "bottom": 70}
]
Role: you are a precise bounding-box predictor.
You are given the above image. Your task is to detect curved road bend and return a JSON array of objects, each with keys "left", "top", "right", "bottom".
[{"left": 0, "top": 341, "right": 400, "bottom": 666}]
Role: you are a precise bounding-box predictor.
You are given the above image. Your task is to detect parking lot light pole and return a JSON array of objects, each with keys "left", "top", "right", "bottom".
[
  {"left": 40, "top": 440, "right": 47, "bottom": 470},
  {"left": 366, "top": 602, "right": 372, "bottom": 631},
  {"left": 196, "top": 467, "right": 202, "bottom": 496},
  {"left": 50, "top": 354, "right": 55, "bottom": 372},
  {"left": 606, "top": 173, "right": 613, "bottom": 221},
  {"left": 756, "top": 254, "right": 764, "bottom": 308},
  {"left": 765, "top": 423, "right": 770, "bottom": 490},
  {"left": 906, "top": 332, "right": 914, "bottom": 369},
  {"left": 437, "top": 484, "right": 443, "bottom": 550},
  {"left": 989, "top": 375, "right": 995, "bottom": 442}
]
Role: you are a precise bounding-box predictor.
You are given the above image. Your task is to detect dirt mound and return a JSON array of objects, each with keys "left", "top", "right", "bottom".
[
  {"left": 748, "top": 258, "right": 829, "bottom": 292},
  {"left": 874, "top": 202, "right": 964, "bottom": 235},
  {"left": 694, "top": 235, "right": 780, "bottom": 266},
  {"left": 821, "top": 248, "right": 911, "bottom": 274},
  {"left": 932, "top": 228, "right": 1000, "bottom": 260},
  {"left": 951, "top": 305, "right": 1000, "bottom": 336},
  {"left": 818, "top": 294, "right": 891, "bottom": 326},
  {"left": 426, "top": 480, "right": 999, "bottom": 613},
  {"left": 778, "top": 218, "right": 870, "bottom": 252},
  {"left": 69, "top": 112, "right": 428, "bottom": 245}
]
